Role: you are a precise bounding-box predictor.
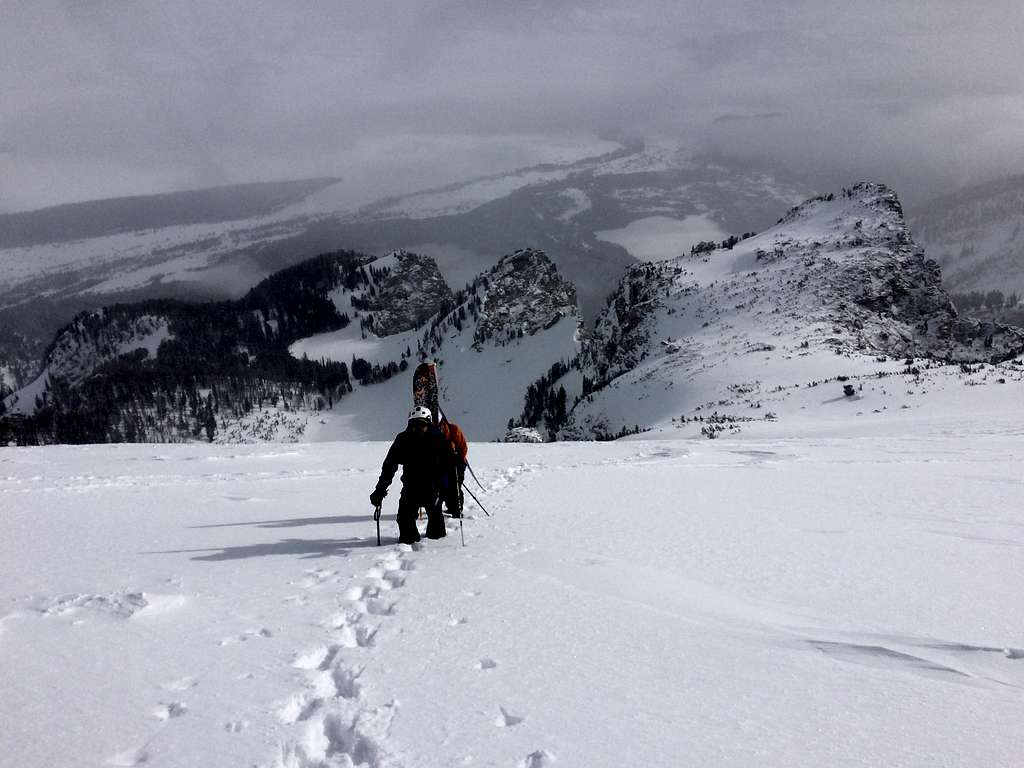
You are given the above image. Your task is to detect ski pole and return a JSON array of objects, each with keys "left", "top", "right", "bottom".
[
  {"left": 461, "top": 482, "right": 491, "bottom": 517},
  {"left": 459, "top": 515, "right": 465, "bottom": 547},
  {"left": 374, "top": 504, "right": 382, "bottom": 546}
]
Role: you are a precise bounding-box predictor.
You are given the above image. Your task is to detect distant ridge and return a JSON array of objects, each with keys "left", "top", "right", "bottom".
[{"left": 0, "top": 177, "right": 341, "bottom": 249}]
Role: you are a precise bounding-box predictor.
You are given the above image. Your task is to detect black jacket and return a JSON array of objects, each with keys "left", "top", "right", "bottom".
[{"left": 374, "top": 424, "right": 452, "bottom": 497}]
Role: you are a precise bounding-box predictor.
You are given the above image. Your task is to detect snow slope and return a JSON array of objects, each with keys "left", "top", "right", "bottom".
[
  {"left": 567, "top": 184, "right": 1024, "bottom": 439},
  {"left": 3, "top": 407, "right": 1024, "bottom": 767}
]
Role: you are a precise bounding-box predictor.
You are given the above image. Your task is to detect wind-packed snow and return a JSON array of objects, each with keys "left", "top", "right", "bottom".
[
  {"left": 3, "top": 407, "right": 1023, "bottom": 767},
  {"left": 596, "top": 214, "right": 729, "bottom": 262}
]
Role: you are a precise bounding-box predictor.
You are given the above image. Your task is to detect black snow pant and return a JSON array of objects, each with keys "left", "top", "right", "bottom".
[{"left": 397, "top": 486, "right": 445, "bottom": 543}]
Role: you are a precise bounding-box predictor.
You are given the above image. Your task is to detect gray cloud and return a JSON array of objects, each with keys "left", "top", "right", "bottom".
[{"left": 2, "top": 0, "right": 1023, "bottom": 212}]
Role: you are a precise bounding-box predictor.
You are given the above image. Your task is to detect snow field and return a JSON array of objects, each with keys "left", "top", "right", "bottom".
[{"left": 2, "top": 420, "right": 1024, "bottom": 767}]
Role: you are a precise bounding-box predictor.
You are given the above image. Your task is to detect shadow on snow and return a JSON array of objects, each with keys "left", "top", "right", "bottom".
[
  {"left": 144, "top": 537, "right": 388, "bottom": 561},
  {"left": 189, "top": 514, "right": 373, "bottom": 529}
]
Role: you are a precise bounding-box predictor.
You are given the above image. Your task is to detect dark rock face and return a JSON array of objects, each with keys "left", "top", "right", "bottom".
[
  {"left": 583, "top": 262, "right": 676, "bottom": 387},
  {"left": 363, "top": 251, "right": 453, "bottom": 336},
  {"left": 473, "top": 248, "right": 578, "bottom": 348}
]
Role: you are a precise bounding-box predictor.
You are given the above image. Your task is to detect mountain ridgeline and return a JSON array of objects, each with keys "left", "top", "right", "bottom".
[{"left": 3, "top": 183, "right": 1024, "bottom": 445}]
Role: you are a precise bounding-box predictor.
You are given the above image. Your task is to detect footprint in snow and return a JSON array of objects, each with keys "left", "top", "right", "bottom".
[
  {"left": 107, "top": 746, "right": 151, "bottom": 767},
  {"left": 495, "top": 706, "right": 525, "bottom": 727},
  {"left": 293, "top": 645, "right": 331, "bottom": 670},
  {"left": 448, "top": 616, "right": 468, "bottom": 627},
  {"left": 519, "top": 750, "right": 557, "bottom": 768},
  {"left": 224, "top": 720, "right": 248, "bottom": 733},
  {"left": 153, "top": 701, "right": 188, "bottom": 720},
  {"left": 219, "top": 627, "right": 272, "bottom": 646},
  {"left": 477, "top": 658, "right": 498, "bottom": 670}
]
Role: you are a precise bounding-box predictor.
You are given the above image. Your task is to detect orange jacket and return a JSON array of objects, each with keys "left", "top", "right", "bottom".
[{"left": 440, "top": 420, "right": 468, "bottom": 463}]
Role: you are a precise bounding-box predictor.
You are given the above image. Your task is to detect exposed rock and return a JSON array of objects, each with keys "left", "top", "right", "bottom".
[
  {"left": 360, "top": 251, "right": 453, "bottom": 336},
  {"left": 505, "top": 426, "right": 544, "bottom": 443},
  {"left": 473, "top": 248, "right": 578, "bottom": 349}
]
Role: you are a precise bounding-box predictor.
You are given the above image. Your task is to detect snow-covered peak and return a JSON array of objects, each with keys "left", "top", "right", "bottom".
[{"left": 563, "top": 183, "right": 1024, "bottom": 438}]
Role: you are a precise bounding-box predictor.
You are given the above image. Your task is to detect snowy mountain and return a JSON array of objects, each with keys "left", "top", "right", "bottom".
[
  {"left": 1, "top": 247, "right": 582, "bottom": 444},
  {"left": 0, "top": 249, "right": 452, "bottom": 443},
  {"left": 908, "top": 175, "right": 1024, "bottom": 300},
  {"left": 7, "top": 183, "right": 1023, "bottom": 447},
  {"left": 292, "top": 247, "right": 582, "bottom": 442},
  {"left": 0, "top": 141, "right": 807, "bottom": 388},
  {"left": 4, "top": 188, "right": 1024, "bottom": 767},
  {"left": 561, "top": 183, "right": 1024, "bottom": 439}
]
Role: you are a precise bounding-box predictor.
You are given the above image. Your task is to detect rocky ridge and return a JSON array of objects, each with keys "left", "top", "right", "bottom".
[
  {"left": 473, "top": 249, "right": 578, "bottom": 348},
  {"left": 564, "top": 183, "right": 1024, "bottom": 438}
]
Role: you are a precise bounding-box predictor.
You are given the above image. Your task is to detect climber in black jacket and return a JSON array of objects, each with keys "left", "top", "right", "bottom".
[{"left": 369, "top": 406, "right": 451, "bottom": 544}]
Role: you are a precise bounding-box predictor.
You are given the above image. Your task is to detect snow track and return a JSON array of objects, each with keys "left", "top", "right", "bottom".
[
  {"left": 2, "top": 431, "right": 1024, "bottom": 767},
  {"left": 276, "top": 549, "right": 413, "bottom": 767}
]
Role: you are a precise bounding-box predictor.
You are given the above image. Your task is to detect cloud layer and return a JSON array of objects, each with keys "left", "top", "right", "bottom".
[{"left": 2, "top": 1, "right": 1022, "bottom": 211}]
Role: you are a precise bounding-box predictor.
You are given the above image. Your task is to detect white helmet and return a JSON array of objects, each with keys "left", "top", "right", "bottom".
[{"left": 408, "top": 406, "right": 432, "bottom": 423}]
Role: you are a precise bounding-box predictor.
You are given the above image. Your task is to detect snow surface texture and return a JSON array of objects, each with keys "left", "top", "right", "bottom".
[{"left": 3, "top": 407, "right": 1024, "bottom": 766}]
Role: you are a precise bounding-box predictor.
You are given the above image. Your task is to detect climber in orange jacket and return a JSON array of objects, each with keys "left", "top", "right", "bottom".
[{"left": 438, "top": 419, "right": 467, "bottom": 518}]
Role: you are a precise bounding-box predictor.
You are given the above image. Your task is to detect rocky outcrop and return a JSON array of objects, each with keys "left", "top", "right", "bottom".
[
  {"left": 473, "top": 248, "right": 578, "bottom": 348},
  {"left": 359, "top": 251, "right": 453, "bottom": 336},
  {"left": 569, "top": 182, "right": 1024, "bottom": 438}
]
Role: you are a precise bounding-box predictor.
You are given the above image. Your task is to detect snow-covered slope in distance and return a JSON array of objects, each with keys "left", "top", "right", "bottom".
[
  {"left": 3, "top": 403, "right": 1024, "bottom": 767},
  {"left": 564, "top": 184, "right": 1024, "bottom": 439}
]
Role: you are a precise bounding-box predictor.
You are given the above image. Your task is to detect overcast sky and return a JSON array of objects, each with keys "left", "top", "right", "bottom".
[{"left": 2, "top": 0, "right": 1023, "bottom": 212}]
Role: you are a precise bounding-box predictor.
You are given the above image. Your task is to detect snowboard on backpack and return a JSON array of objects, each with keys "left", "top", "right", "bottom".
[{"left": 412, "top": 361, "right": 440, "bottom": 425}]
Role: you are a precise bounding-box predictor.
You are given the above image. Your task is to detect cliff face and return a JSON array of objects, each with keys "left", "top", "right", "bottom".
[
  {"left": 354, "top": 251, "right": 453, "bottom": 336},
  {"left": 473, "top": 248, "right": 579, "bottom": 349}
]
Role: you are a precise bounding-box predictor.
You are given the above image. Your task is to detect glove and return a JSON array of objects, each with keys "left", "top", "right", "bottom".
[{"left": 370, "top": 489, "right": 385, "bottom": 507}]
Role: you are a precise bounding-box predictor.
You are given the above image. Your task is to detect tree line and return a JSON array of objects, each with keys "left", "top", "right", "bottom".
[{"left": 1, "top": 249, "right": 372, "bottom": 445}]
